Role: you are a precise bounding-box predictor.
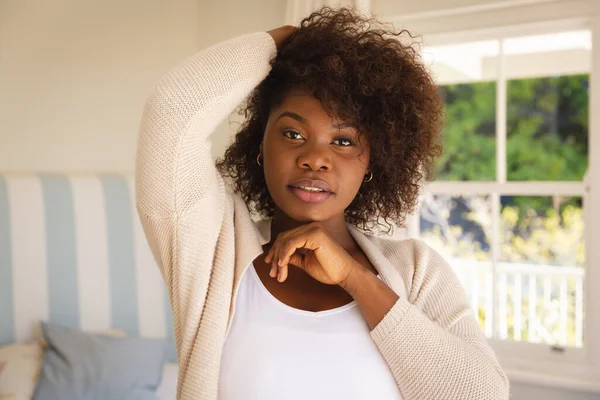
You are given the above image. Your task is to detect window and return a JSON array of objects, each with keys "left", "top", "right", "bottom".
[{"left": 415, "top": 29, "right": 591, "bottom": 357}]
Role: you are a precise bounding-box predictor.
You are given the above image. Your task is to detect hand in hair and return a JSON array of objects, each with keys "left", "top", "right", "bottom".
[{"left": 267, "top": 25, "right": 297, "bottom": 49}]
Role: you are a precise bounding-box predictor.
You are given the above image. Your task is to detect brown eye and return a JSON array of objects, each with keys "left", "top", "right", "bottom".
[
  {"left": 282, "top": 130, "right": 304, "bottom": 140},
  {"left": 333, "top": 138, "right": 355, "bottom": 146}
]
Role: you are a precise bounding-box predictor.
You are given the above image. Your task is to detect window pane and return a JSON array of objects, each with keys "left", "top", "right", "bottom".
[
  {"left": 498, "top": 196, "right": 584, "bottom": 347},
  {"left": 423, "top": 41, "right": 499, "bottom": 181},
  {"left": 420, "top": 194, "right": 493, "bottom": 335},
  {"left": 437, "top": 83, "right": 496, "bottom": 180},
  {"left": 505, "top": 31, "right": 590, "bottom": 181}
]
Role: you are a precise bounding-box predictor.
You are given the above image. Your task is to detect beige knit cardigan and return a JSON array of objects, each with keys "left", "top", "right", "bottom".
[{"left": 135, "top": 31, "right": 509, "bottom": 400}]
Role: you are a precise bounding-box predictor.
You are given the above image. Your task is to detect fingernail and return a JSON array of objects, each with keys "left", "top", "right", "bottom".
[{"left": 269, "top": 266, "right": 276, "bottom": 277}]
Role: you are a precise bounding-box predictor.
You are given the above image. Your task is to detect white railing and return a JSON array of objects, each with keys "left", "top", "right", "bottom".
[{"left": 448, "top": 258, "right": 585, "bottom": 347}]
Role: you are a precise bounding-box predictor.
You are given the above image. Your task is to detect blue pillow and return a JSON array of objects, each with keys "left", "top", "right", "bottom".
[{"left": 33, "top": 322, "right": 167, "bottom": 400}]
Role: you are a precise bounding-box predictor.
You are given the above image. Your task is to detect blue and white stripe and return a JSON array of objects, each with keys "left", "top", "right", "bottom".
[{"left": 0, "top": 173, "right": 176, "bottom": 362}]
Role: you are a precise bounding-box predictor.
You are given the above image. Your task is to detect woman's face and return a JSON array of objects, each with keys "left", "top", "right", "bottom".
[{"left": 262, "top": 92, "right": 370, "bottom": 223}]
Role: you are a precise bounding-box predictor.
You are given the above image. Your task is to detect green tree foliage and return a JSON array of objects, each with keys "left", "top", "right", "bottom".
[
  {"left": 436, "top": 82, "right": 496, "bottom": 181},
  {"left": 507, "top": 75, "right": 588, "bottom": 182},
  {"left": 435, "top": 74, "right": 588, "bottom": 186}
]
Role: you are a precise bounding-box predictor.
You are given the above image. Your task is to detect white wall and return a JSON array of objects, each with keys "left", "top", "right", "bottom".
[
  {"left": 0, "top": 0, "right": 285, "bottom": 173},
  {"left": 197, "top": 0, "right": 286, "bottom": 161},
  {"left": 373, "top": 0, "right": 556, "bottom": 17}
]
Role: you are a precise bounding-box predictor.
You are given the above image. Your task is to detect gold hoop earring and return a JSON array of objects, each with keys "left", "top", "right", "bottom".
[
  {"left": 363, "top": 171, "right": 373, "bottom": 182},
  {"left": 256, "top": 153, "right": 263, "bottom": 167}
]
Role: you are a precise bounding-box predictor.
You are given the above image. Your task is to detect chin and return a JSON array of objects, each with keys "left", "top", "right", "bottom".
[
  {"left": 284, "top": 208, "right": 331, "bottom": 223},
  {"left": 276, "top": 200, "right": 337, "bottom": 223}
]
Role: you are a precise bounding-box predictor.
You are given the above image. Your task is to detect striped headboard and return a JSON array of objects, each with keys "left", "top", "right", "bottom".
[{"left": 0, "top": 173, "right": 176, "bottom": 362}]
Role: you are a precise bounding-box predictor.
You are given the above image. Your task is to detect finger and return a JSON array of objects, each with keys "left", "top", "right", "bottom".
[
  {"left": 269, "top": 246, "right": 279, "bottom": 278},
  {"left": 265, "top": 231, "right": 286, "bottom": 264},
  {"left": 276, "top": 240, "right": 288, "bottom": 268},
  {"left": 266, "top": 224, "right": 316, "bottom": 271},
  {"left": 265, "top": 239, "right": 280, "bottom": 264},
  {"left": 278, "top": 263, "right": 288, "bottom": 282},
  {"left": 271, "top": 258, "right": 279, "bottom": 279},
  {"left": 288, "top": 252, "right": 304, "bottom": 269},
  {"left": 265, "top": 245, "right": 274, "bottom": 264},
  {"left": 269, "top": 262, "right": 278, "bottom": 278},
  {"left": 278, "top": 237, "right": 301, "bottom": 268},
  {"left": 274, "top": 239, "right": 293, "bottom": 283},
  {"left": 271, "top": 241, "right": 281, "bottom": 279}
]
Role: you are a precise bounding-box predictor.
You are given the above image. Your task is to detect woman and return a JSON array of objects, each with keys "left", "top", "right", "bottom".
[{"left": 136, "top": 7, "right": 509, "bottom": 400}]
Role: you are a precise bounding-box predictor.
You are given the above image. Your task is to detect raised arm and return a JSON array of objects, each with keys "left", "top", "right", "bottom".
[
  {"left": 134, "top": 32, "right": 277, "bottom": 375},
  {"left": 135, "top": 31, "right": 278, "bottom": 290},
  {"left": 135, "top": 32, "right": 277, "bottom": 223}
]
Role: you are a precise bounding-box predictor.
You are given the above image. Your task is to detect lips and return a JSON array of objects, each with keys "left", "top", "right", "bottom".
[
  {"left": 288, "top": 179, "right": 333, "bottom": 193},
  {"left": 288, "top": 179, "right": 334, "bottom": 204}
]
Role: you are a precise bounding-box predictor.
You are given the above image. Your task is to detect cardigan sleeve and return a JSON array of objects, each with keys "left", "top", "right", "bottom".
[
  {"left": 370, "top": 240, "right": 510, "bottom": 400},
  {"left": 136, "top": 31, "right": 276, "bottom": 221},
  {"left": 134, "top": 32, "right": 277, "bottom": 387},
  {"left": 135, "top": 31, "right": 276, "bottom": 282}
]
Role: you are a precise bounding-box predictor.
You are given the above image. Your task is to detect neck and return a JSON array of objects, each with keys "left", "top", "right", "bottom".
[{"left": 268, "top": 208, "right": 357, "bottom": 253}]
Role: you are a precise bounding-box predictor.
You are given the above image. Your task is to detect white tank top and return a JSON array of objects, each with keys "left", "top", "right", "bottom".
[{"left": 218, "top": 264, "right": 403, "bottom": 400}]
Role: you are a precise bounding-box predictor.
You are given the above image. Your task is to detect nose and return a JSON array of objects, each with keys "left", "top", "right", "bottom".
[{"left": 296, "top": 144, "right": 332, "bottom": 172}]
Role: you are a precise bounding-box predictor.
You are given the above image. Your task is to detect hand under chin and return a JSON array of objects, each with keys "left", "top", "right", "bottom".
[{"left": 295, "top": 248, "right": 309, "bottom": 256}]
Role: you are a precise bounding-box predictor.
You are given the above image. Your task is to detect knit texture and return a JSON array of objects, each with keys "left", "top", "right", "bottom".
[{"left": 135, "top": 31, "right": 510, "bottom": 400}]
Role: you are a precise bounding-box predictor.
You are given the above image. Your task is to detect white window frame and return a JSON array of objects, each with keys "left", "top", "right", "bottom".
[{"left": 388, "top": 0, "right": 600, "bottom": 389}]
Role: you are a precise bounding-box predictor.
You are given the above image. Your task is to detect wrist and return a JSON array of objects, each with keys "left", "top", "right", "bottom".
[{"left": 340, "top": 262, "right": 371, "bottom": 297}]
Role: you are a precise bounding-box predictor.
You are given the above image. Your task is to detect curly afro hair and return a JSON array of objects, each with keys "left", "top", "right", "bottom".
[{"left": 216, "top": 6, "right": 444, "bottom": 233}]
